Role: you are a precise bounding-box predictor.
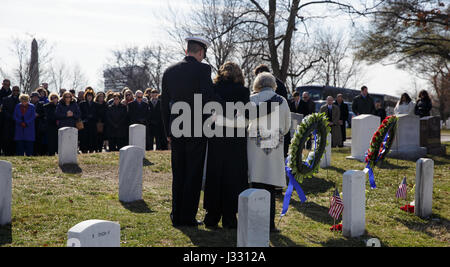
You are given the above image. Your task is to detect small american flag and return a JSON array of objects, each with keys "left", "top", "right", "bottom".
[
  {"left": 329, "top": 189, "right": 344, "bottom": 220},
  {"left": 396, "top": 177, "right": 407, "bottom": 199}
]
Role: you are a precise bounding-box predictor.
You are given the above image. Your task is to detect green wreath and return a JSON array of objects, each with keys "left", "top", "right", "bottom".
[
  {"left": 365, "top": 115, "right": 398, "bottom": 168},
  {"left": 288, "top": 112, "right": 331, "bottom": 184}
]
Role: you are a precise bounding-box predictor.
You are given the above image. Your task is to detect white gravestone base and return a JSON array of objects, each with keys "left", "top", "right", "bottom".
[
  {"left": 237, "top": 189, "right": 270, "bottom": 247},
  {"left": 346, "top": 115, "right": 380, "bottom": 162},
  {"left": 0, "top": 161, "right": 12, "bottom": 226},
  {"left": 58, "top": 127, "right": 78, "bottom": 166},
  {"left": 67, "top": 220, "right": 120, "bottom": 247},
  {"left": 129, "top": 124, "right": 146, "bottom": 151},
  {"left": 320, "top": 133, "right": 332, "bottom": 168},
  {"left": 415, "top": 158, "right": 434, "bottom": 218},
  {"left": 119, "top": 146, "right": 145, "bottom": 203},
  {"left": 342, "top": 170, "right": 366, "bottom": 238},
  {"left": 389, "top": 114, "right": 427, "bottom": 160}
]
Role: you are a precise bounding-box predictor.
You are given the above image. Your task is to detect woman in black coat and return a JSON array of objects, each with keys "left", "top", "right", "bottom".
[
  {"left": 106, "top": 93, "right": 128, "bottom": 151},
  {"left": 203, "top": 62, "right": 250, "bottom": 229},
  {"left": 94, "top": 92, "right": 107, "bottom": 152},
  {"left": 79, "top": 88, "right": 98, "bottom": 153},
  {"left": 415, "top": 90, "right": 433, "bottom": 118},
  {"left": 55, "top": 92, "right": 81, "bottom": 129},
  {"left": 43, "top": 93, "right": 59, "bottom": 156}
]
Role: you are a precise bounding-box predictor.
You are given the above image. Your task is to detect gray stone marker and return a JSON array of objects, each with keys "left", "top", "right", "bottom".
[
  {"left": 58, "top": 127, "right": 78, "bottom": 166},
  {"left": 129, "top": 124, "right": 146, "bottom": 151},
  {"left": 290, "top": 112, "right": 304, "bottom": 137},
  {"left": 0, "top": 161, "right": 12, "bottom": 226},
  {"left": 420, "top": 116, "right": 445, "bottom": 155},
  {"left": 346, "top": 115, "right": 380, "bottom": 162},
  {"left": 119, "top": 145, "right": 145, "bottom": 203},
  {"left": 320, "top": 133, "right": 332, "bottom": 168},
  {"left": 237, "top": 189, "right": 270, "bottom": 247},
  {"left": 67, "top": 220, "right": 120, "bottom": 247},
  {"left": 342, "top": 170, "right": 366, "bottom": 238},
  {"left": 415, "top": 158, "right": 434, "bottom": 218},
  {"left": 389, "top": 114, "right": 427, "bottom": 160}
]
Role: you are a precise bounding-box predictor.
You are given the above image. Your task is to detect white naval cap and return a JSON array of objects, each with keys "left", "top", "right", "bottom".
[{"left": 185, "top": 36, "right": 211, "bottom": 51}]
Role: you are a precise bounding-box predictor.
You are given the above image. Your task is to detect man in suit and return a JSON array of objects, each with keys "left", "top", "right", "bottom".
[
  {"left": 352, "top": 85, "right": 375, "bottom": 116},
  {"left": 161, "top": 36, "right": 213, "bottom": 227},
  {"left": 147, "top": 89, "right": 164, "bottom": 150},
  {"left": 320, "top": 96, "right": 342, "bottom": 147},
  {"left": 289, "top": 92, "right": 301, "bottom": 114},
  {"left": 334, "top": 93, "right": 349, "bottom": 146},
  {"left": 127, "top": 90, "right": 149, "bottom": 126}
]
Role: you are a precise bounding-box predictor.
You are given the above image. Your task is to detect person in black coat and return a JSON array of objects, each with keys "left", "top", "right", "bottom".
[
  {"left": 161, "top": 37, "right": 214, "bottom": 227},
  {"left": 289, "top": 91, "right": 301, "bottom": 113},
  {"left": 94, "top": 92, "right": 107, "bottom": 152},
  {"left": 415, "top": 90, "right": 433, "bottom": 118},
  {"left": 30, "top": 92, "right": 47, "bottom": 156},
  {"left": 0, "top": 79, "right": 12, "bottom": 155},
  {"left": 352, "top": 86, "right": 375, "bottom": 116},
  {"left": 374, "top": 100, "right": 387, "bottom": 121},
  {"left": 79, "top": 89, "right": 98, "bottom": 153},
  {"left": 1, "top": 85, "right": 20, "bottom": 156},
  {"left": 127, "top": 90, "right": 149, "bottom": 127},
  {"left": 334, "top": 94, "right": 349, "bottom": 145},
  {"left": 106, "top": 93, "right": 128, "bottom": 151},
  {"left": 203, "top": 62, "right": 250, "bottom": 229},
  {"left": 55, "top": 92, "right": 81, "bottom": 129},
  {"left": 43, "top": 93, "right": 59, "bottom": 156},
  {"left": 146, "top": 88, "right": 165, "bottom": 150},
  {"left": 253, "top": 64, "right": 288, "bottom": 99}
]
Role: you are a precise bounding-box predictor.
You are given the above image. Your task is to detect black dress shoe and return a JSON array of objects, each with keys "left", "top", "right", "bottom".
[
  {"left": 270, "top": 227, "right": 281, "bottom": 233},
  {"left": 185, "top": 220, "right": 204, "bottom": 227}
]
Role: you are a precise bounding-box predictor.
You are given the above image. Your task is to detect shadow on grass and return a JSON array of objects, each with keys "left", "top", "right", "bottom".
[
  {"left": 0, "top": 224, "right": 12, "bottom": 246},
  {"left": 395, "top": 214, "right": 450, "bottom": 239},
  {"left": 59, "top": 164, "right": 82, "bottom": 174},
  {"left": 320, "top": 233, "right": 383, "bottom": 247},
  {"left": 271, "top": 232, "right": 303, "bottom": 247},
  {"left": 324, "top": 166, "right": 347, "bottom": 175},
  {"left": 178, "top": 227, "right": 237, "bottom": 247},
  {"left": 120, "top": 200, "right": 154, "bottom": 214},
  {"left": 377, "top": 161, "right": 408, "bottom": 170},
  {"left": 300, "top": 176, "right": 335, "bottom": 195},
  {"left": 143, "top": 158, "right": 154, "bottom": 167},
  {"left": 290, "top": 200, "right": 333, "bottom": 225}
]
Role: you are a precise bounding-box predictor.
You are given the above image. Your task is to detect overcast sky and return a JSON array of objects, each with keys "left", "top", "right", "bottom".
[{"left": 0, "top": 0, "right": 428, "bottom": 97}]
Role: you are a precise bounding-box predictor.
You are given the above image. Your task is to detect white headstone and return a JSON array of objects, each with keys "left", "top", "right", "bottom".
[
  {"left": 237, "top": 189, "right": 270, "bottom": 247},
  {"left": 58, "top": 127, "right": 78, "bottom": 166},
  {"left": 342, "top": 170, "right": 366, "bottom": 238},
  {"left": 0, "top": 161, "right": 12, "bottom": 226},
  {"left": 415, "top": 158, "right": 434, "bottom": 218},
  {"left": 346, "top": 115, "right": 380, "bottom": 162},
  {"left": 67, "top": 220, "right": 120, "bottom": 247},
  {"left": 119, "top": 146, "right": 145, "bottom": 203},
  {"left": 129, "top": 124, "right": 146, "bottom": 151},
  {"left": 320, "top": 133, "right": 332, "bottom": 168},
  {"left": 446, "top": 118, "right": 450, "bottom": 130},
  {"left": 290, "top": 113, "right": 304, "bottom": 137},
  {"left": 389, "top": 114, "right": 427, "bottom": 160}
]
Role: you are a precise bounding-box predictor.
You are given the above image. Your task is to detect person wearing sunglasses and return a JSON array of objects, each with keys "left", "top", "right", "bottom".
[{"left": 127, "top": 90, "right": 149, "bottom": 132}]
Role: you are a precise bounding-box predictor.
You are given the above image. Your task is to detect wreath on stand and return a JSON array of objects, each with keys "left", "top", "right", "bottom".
[
  {"left": 288, "top": 112, "right": 331, "bottom": 184},
  {"left": 281, "top": 112, "right": 331, "bottom": 217},
  {"left": 364, "top": 115, "right": 399, "bottom": 189}
]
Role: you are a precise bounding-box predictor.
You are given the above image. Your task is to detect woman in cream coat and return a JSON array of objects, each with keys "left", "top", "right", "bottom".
[
  {"left": 247, "top": 72, "right": 291, "bottom": 232},
  {"left": 394, "top": 93, "right": 415, "bottom": 115}
]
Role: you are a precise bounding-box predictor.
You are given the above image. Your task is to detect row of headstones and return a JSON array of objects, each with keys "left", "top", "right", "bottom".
[
  {"left": 63, "top": 157, "right": 434, "bottom": 247},
  {"left": 348, "top": 114, "right": 445, "bottom": 162},
  {"left": 58, "top": 124, "right": 146, "bottom": 166}
]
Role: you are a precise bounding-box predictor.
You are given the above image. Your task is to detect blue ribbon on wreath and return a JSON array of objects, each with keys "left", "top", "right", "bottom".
[
  {"left": 281, "top": 158, "right": 307, "bottom": 217},
  {"left": 364, "top": 132, "right": 390, "bottom": 189}
]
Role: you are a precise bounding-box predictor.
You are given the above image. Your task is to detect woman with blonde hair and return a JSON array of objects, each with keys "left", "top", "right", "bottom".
[
  {"left": 13, "top": 94, "right": 36, "bottom": 156},
  {"left": 55, "top": 91, "right": 80, "bottom": 129},
  {"left": 247, "top": 72, "right": 291, "bottom": 232},
  {"left": 203, "top": 61, "right": 250, "bottom": 229}
]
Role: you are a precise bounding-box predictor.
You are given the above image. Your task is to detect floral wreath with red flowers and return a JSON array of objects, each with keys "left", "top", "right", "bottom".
[{"left": 365, "top": 115, "right": 398, "bottom": 168}]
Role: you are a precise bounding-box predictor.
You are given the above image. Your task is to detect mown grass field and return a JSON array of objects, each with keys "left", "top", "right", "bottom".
[{"left": 0, "top": 143, "right": 449, "bottom": 247}]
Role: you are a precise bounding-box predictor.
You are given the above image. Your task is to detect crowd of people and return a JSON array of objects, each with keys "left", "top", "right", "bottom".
[{"left": 0, "top": 79, "right": 167, "bottom": 157}]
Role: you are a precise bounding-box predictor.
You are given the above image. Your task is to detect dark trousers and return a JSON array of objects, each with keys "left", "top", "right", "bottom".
[
  {"left": 108, "top": 137, "right": 126, "bottom": 151},
  {"left": 96, "top": 133, "right": 105, "bottom": 152},
  {"left": 47, "top": 128, "right": 58, "bottom": 156},
  {"left": 170, "top": 137, "right": 207, "bottom": 226},
  {"left": 251, "top": 182, "right": 276, "bottom": 230},
  {"left": 203, "top": 138, "right": 248, "bottom": 228},
  {"left": 16, "top": 141, "right": 34, "bottom": 156},
  {"left": 340, "top": 123, "right": 346, "bottom": 143}
]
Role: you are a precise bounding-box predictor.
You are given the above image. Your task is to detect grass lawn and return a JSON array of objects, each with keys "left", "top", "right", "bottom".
[{"left": 0, "top": 144, "right": 449, "bottom": 247}]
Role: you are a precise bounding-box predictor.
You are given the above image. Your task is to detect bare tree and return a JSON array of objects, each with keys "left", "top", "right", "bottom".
[
  {"left": 49, "top": 61, "right": 89, "bottom": 92},
  {"left": 10, "top": 35, "right": 54, "bottom": 94}
]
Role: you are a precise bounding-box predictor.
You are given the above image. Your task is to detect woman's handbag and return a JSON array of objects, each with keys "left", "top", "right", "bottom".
[
  {"left": 96, "top": 122, "right": 104, "bottom": 133},
  {"left": 76, "top": 119, "right": 84, "bottom": 130}
]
